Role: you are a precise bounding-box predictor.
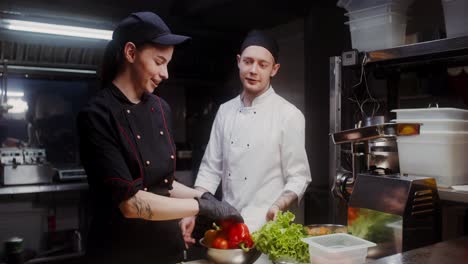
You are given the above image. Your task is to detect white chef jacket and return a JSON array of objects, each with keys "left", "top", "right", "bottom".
[{"left": 195, "top": 87, "right": 312, "bottom": 232}]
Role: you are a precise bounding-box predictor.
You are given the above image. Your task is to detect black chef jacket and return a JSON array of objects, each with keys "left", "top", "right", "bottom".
[{"left": 77, "top": 83, "right": 184, "bottom": 264}]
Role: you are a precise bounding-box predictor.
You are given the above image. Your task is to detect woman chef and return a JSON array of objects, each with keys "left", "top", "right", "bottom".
[{"left": 77, "top": 11, "right": 242, "bottom": 264}]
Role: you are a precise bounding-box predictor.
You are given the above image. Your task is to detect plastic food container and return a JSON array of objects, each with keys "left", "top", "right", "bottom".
[
  {"left": 345, "top": 12, "right": 407, "bottom": 51},
  {"left": 397, "top": 131, "right": 468, "bottom": 187},
  {"left": 345, "top": 3, "right": 407, "bottom": 20},
  {"left": 442, "top": 0, "right": 468, "bottom": 38},
  {"left": 391, "top": 119, "right": 468, "bottom": 133},
  {"left": 302, "top": 233, "right": 376, "bottom": 264},
  {"left": 392, "top": 108, "right": 468, "bottom": 120}
]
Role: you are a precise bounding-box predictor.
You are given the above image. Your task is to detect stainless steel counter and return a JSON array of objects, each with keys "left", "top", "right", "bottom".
[
  {"left": 0, "top": 182, "right": 88, "bottom": 195},
  {"left": 371, "top": 236, "right": 468, "bottom": 264},
  {"left": 438, "top": 188, "right": 468, "bottom": 204}
]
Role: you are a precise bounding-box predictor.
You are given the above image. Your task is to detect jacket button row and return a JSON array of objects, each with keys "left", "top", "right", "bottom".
[{"left": 145, "top": 160, "right": 151, "bottom": 166}]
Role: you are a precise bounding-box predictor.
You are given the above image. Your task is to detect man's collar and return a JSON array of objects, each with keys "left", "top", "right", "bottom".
[{"left": 240, "top": 86, "right": 275, "bottom": 107}]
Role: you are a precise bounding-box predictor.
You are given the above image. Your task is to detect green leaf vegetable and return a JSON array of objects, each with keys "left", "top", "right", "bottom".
[
  {"left": 348, "top": 209, "right": 400, "bottom": 243},
  {"left": 251, "top": 211, "right": 309, "bottom": 263}
]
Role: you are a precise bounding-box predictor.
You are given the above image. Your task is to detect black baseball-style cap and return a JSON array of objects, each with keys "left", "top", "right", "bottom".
[{"left": 112, "top": 11, "right": 191, "bottom": 46}]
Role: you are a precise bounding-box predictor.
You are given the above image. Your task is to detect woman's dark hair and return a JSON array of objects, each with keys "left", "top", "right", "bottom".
[
  {"left": 100, "top": 40, "right": 123, "bottom": 87},
  {"left": 100, "top": 41, "right": 155, "bottom": 87}
]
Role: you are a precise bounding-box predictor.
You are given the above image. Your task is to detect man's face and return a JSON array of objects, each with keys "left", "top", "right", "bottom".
[{"left": 237, "top": 46, "right": 280, "bottom": 96}]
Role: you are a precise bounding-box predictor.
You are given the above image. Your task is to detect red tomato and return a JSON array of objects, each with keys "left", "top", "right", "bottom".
[
  {"left": 212, "top": 237, "right": 229, "bottom": 249},
  {"left": 204, "top": 229, "right": 218, "bottom": 247}
]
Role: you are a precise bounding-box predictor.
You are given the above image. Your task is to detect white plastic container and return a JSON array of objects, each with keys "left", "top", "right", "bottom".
[
  {"left": 346, "top": 12, "right": 407, "bottom": 51},
  {"left": 392, "top": 107, "right": 468, "bottom": 120},
  {"left": 337, "top": 0, "right": 414, "bottom": 12},
  {"left": 302, "top": 233, "right": 376, "bottom": 264},
  {"left": 345, "top": 3, "right": 407, "bottom": 20},
  {"left": 391, "top": 119, "right": 468, "bottom": 132},
  {"left": 442, "top": 0, "right": 468, "bottom": 38},
  {"left": 397, "top": 131, "right": 468, "bottom": 187}
]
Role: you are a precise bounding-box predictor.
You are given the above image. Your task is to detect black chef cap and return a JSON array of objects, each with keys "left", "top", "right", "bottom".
[
  {"left": 240, "top": 30, "right": 279, "bottom": 62},
  {"left": 113, "top": 11, "right": 191, "bottom": 46}
]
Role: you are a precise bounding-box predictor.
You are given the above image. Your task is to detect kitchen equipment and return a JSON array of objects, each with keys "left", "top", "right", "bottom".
[
  {"left": 331, "top": 122, "right": 441, "bottom": 258},
  {"left": 348, "top": 173, "right": 441, "bottom": 257},
  {"left": 442, "top": 0, "right": 468, "bottom": 38},
  {"left": 397, "top": 131, "right": 468, "bottom": 187},
  {"left": 55, "top": 167, "right": 87, "bottom": 182},
  {"left": 332, "top": 122, "right": 419, "bottom": 200},
  {"left": 4, "top": 237, "right": 24, "bottom": 264},
  {"left": 304, "top": 224, "right": 348, "bottom": 236},
  {"left": 302, "top": 233, "right": 376, "bottom": 264},
  {"left": 391, "top": 118, "right": 468, "bottom": 132},
  {"left": 391, "top": 107, "right": 468, "bottom": 120},
  {"left": 0, "top": 148, "right": 54, "bottom": 185},
  {"left": 199, "top": 238, "right": 261, "bottom": 264}
]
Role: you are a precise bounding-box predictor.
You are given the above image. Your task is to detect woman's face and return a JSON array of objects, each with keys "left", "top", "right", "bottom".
[{"left": 129, "top": 43, "right": 174, "bottom": 94}]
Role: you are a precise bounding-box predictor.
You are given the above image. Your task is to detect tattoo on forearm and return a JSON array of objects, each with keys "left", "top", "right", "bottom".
[
  {"left": 273, "top": 190, "right": 298, "bottom": 210},
  {"left": 144, "top": 202, "right": 153, "bottom": 220},
  {"left": 130, "top": 196, "right": 153, "bottom": 220}
]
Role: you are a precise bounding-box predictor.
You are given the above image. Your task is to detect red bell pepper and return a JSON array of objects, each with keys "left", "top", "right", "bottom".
[
  {"left": 218, "top": 219, "right": 236, "bottom": 233},
  {"left": 227, "top": 223, "right": 253, "bottom": 251}
]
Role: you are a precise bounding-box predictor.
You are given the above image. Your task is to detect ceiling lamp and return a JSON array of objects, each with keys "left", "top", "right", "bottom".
[{"left": 0, "top": 18, "right": 112, "bottom": 40}]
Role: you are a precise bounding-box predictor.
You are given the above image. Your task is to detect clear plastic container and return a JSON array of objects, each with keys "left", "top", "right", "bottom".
[
  {"left": 442, "top": 0, "right": 468, "bottom": 38},
  {"left": 392, "top": 108, "right": 468, "bottom": 120},
  {"left": 397, "top": 132, "right": 468, "bottom": 187},
  {"left": 346, "top": 12, "right": 407, "bottom": 51},
  {"left": 345, "top": 3, "right": 407, "bottom": 20},
  {"left": 391, "top": 119, "right": 468, "bottom": 133},
  {"left": 302, "top": 233, "right": 376, "bottom": 264}
]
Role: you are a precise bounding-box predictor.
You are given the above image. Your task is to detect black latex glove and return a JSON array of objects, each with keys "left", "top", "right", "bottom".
[{"left": 195, "top": 192, "right": 244, "bottom": 223}]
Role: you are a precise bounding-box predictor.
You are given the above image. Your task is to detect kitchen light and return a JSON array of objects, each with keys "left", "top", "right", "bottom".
[
  {"left": 6, "top": 98, "right": 28, "bottom": 114},
  {"left": 0, "top": 18, "right": 112, "bottom": 40},
  {"left": 6, "top": 91, "right": 25, "bottom": 97}
]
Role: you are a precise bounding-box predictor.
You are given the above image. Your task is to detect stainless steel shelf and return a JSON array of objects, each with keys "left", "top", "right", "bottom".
[
  {"left": 364, "top": 36, "right": 468, "bottom": 65},
  {"left": 0, "top": 182, "right": 88, "bottom": 195},
  {"left": 438, "top": 188, "right": 468, "bottom": 204}
]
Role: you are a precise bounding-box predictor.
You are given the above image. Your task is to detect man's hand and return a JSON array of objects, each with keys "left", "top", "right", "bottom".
[
  {"left": 266, "top": 204, "right": 280, "bottom": 221},
  {"left": 266, "top": 190, "right": 298, "bottom": 221},
  {"left": 179, "top": 216, "right": 196, "bottom": 249}
]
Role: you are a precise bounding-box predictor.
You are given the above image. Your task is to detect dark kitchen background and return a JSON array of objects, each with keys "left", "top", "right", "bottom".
[{"left": 0, "top": 0, "right": 460, "bottom": 263}]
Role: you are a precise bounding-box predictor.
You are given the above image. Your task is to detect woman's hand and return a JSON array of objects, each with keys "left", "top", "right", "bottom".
[{"left": 179, "top": 216, "right": 196, "bottom": 248}]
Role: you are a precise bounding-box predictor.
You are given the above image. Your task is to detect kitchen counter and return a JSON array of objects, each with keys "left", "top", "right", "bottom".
[
  {"left": 186, "top": 237, "right": 468, "bottom": 264},
  {"left": 438, "top": 187, "right": 468, "bottom": 204},
  {"left": 0, "top": 182, "right": 88, "bottom": 195},
  {"left": 371, "top": 236, "right": 468, "bottom": 264}
]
